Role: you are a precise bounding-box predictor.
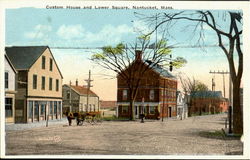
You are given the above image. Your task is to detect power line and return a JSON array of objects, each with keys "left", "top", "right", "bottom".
[{"left": 50, "top": 43, "right": 243, "bottom": 50}]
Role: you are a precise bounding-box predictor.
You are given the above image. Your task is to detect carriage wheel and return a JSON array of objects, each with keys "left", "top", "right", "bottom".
[{"left": 78, "top": 120, "right": 83, "bottom": 126}]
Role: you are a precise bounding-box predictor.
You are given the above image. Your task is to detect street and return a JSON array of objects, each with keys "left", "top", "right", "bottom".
[{"left": 5, "top": 113, "right": 243, "bottom": 156}]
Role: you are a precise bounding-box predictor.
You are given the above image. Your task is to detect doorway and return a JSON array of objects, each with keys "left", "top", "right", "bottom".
[{"left": 168, "top": 107, "right": 172, "bottom": 117}]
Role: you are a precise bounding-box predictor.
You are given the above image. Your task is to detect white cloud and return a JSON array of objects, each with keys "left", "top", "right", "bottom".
[
  {"left": 132, "top": 20, "right": 152, "bottom": 34},
  {"left": 56, "top": 24, "right": 133, "bottom": 45},
  {"left": 85, "top": 24, "right": 133, "bottom": 44},
  {"left": 57, "top": 24, "right": 85, "bottom": 40},
  {"left": 24, "top": 25, "right": 52, "bottom": 39}
]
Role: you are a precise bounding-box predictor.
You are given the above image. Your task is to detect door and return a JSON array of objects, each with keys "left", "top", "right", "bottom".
[{"left": 168, "top": 107, "right": 172, "bottom": 117}]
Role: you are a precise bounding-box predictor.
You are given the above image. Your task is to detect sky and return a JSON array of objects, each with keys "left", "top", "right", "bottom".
[{"left": 5, "top": 7, "right": 242, "bottom": 101}]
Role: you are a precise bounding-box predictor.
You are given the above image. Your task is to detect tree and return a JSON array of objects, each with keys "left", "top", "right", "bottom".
[
  {"left": 140, "top": 10, "right": 243, "bottom": 134},
  {"left": 179, "top": 74, "right": 209, "bottom": 95},
  {"left": 178, "top": 74, "right": 210, "bottom": 116},
  {"left": 91, "top": 35, "right": 186, "bottom": 120}
]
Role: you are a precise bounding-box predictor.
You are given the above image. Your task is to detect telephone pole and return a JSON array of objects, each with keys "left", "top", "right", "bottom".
[
  {"left": 209, "top": 70, "right": 230, "bottom": 98},
  {"left": 85, "top": 70, "right": 93, "bottom": 112}
]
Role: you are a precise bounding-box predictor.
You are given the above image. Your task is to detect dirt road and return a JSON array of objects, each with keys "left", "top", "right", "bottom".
[{"left": 5, "top": 113, "right": 243, "bottom": 156}]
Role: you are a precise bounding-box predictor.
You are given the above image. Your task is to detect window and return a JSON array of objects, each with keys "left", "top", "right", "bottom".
[
  {"left": 54, "top": 101, "right": 57, "bottom": 115},
  {"left": 122, "top": 90, "right": 128, "bottom": 100},
  {"left": 42, "top": 56, "right": 46, "bottom": 69},
  {"left": 5, "top": 98, "right": 12, "bottom": 117},
  {"left": 41, "top": 103, "right": 45, "bottom": 115},
  {"left": 93, "top": 105, "right": 96, "bottom": 112},
  {"left": 49, "top": 78, "right": 53, "bottom": 90},
  {"left": 5, "top": 72, "right": 8, "bottom": 89},
  {"left": 89, "top": 104, "right": 92, "bottom": 112},
  {"left": 122, "top": 106, "right": 128, "bottom": 113},
  {"left": 67, "top": 91, "right": 70, "bottom": 99},
  {"left": 56, "top": 79, "right": 59, "bottom": 91},
  {"left": 149, "top": 106, "right": 155, "bottom": 114},
  {"left": 149, "top": 90, "right": 155, "bottom": 100},
  {"left": 41, "top": 76, "right": 45, "bottom": 90},
  {"left": 28, "top": 101, "right": 33, "bottom": 118},
  {"left": 34, "top": 101, "right": 39, "bottom": 116},
  {"left": 33, "top": 74, "right": 37, "bottom": 89},
  {"left": 49, "top": 58, "right": 53, "bottom": 71},
  {"left": 50, "top": 101, "right": 53, "bottom": 115},
  {"left": 58, "top": 101, "right": 62, "bottom": 115}
]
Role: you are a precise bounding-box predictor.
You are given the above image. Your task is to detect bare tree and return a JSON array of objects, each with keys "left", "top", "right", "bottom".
[
  {"left": 91, "top": 35, "right": 186, "bottom": 120},
  {"left": 139, "top": 10, "right": 243, "bottom": 134}
]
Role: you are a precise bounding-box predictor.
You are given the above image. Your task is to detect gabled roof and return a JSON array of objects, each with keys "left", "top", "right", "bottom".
[
  {"left": 5, "top": 54, "right": 17, "bottom": 74},
  {"left": 5, "top": 46, "right": 48, "bottom": 70},
  {"left": 190, "top": 91, "right": 223, "bottom": 98},
  {"left": 5, "top": 46, "right": 63, "bottom": 78},
  {"left": 64, "top": 84, "right": 98, "bottom": 97}
]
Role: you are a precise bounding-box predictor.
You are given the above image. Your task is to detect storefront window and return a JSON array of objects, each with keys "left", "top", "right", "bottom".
[
  {"left": 34, "top": 101, "right": 39, "bottom": 116},
  {"left": 58, "top": 101, "right": 61, "bottom": 115},
  {"left": 54, "top": 101, "right": 57, "bottom": 115},
  {"left": 28, "top": 101, "right": 33, "bottom": 118},
  {"left": 122, "top": 106, "right": 128, "bottom": 113},
  {"left": 5, "top": 98, "right": 12, "bottom": 117},
  {"left": 149, "top": 106, "right": 155, "bottom": 114},
  {"left": 41, "top": 104, "right": 45, "bottom": 115},
  {"left": 50, "top": 101, "right": 53, "bottom": 115}
]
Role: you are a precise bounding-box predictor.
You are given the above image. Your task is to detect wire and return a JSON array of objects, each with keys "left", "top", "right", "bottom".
[{"left": 50, "top": 43, "right": 243, "bottom": 50}]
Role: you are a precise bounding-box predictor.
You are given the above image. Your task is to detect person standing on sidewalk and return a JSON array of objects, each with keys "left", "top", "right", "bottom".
[{"left": 66, "top": 112, "right": 74, "bottom": 126}]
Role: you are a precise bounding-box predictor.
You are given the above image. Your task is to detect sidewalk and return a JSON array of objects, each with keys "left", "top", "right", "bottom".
[{"left": 5, "top": 118, "right": 68, "bottom": 131}]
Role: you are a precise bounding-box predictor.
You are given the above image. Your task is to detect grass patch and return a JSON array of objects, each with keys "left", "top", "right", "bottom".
[
  {"left": 101, "top": 116, "right": 130, "bottom": 121},
  {"left": 199, "top": 130, "right": 226, "bottom": 140}
]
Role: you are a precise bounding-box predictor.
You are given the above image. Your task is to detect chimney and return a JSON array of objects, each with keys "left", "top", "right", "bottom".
[
  {"left": 76, "top": 79, "right": 78, "bottom": 86},
  {"left": 135, "top": 50, "right": 142, "bottom": 61}
]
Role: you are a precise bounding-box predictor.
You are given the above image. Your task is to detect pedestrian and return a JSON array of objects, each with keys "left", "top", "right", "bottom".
[
  {"left": 155, "top": 108, "right": 160, "bottom": 120},
  {"left": 66, "top": 112, "right": 73, "bottom": 126}
]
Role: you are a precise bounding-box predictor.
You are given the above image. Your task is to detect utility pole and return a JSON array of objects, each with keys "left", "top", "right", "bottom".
[
  {"left": 69, "top": 80, "right": 72, "bottom": 112},
  {"left": 162, "top": 79, "right": 166, "bottom": 122},
  {"left": 85, "top": 70, "right": 93, "bottom": 112},
  {"left": 209, "top": 70, "right": 230, "bottom": 98}
]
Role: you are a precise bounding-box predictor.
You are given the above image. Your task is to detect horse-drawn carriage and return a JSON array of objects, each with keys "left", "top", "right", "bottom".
[{"left": 67, "top": 111, "right": 102, "bottom": 126}]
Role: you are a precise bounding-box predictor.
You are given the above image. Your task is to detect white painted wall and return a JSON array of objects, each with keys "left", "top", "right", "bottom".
[{"left": 4, "top": 56, "right": 16, "bottom": 91}]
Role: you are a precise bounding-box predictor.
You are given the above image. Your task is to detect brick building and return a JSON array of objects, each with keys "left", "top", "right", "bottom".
[
  {"left": 6, "top": 46, "right": 63, "bottom": 123},
  {"left": 189, "top": 91, "right": 229, "bottom": 115},
  {"left": 117, "top": 50, "right": 177, "bottom": 119}
]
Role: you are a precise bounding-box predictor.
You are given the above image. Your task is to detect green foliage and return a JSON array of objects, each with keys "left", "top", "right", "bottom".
[
  {"left": 103, "top": 43, "right": 125, "bottom": 55},
  {"left": 91, "top": 43, "right": 125, "bottom": 60},
  {"left": 195, "top": 81, "right": 209, "bottom": 91},
  {"left": 138, "top": 34, "right": 150, "bottom": 41},
  {"left": 102, "top": 116, "right": 130, "bottom": 121},
  {"left": 172, "top": 57, "right": 187, "bottom": 68},
  {"left": 156, "top": 39, "right": 171, "bottom": 55},
  {"left": 91, "top": 53, "right": 106, "bottom": 60}
]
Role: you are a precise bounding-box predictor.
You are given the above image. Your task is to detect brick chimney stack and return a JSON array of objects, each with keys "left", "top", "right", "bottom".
[
  {"left": 135, "top": 50, "right": 143, "bottom": 61},
  {"left": 76, "top": 79, "right": 78, "bottom": 86}
]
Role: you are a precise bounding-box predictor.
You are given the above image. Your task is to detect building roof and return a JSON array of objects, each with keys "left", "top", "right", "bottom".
[
  {"left": 190, "top": 91, "right": 223, "bottom": 98},
  {"left": 100, "top": 101, "right": 117, "bottom": 109},
  {"left": 5, "top": 54, "right": 17, "bottom": 74},
  {"left": 5, "top": 46, "right": 48, "bottom": 70},
  {"left": 145, "top": 60, "right": 175, "bottom": 79},
  {"left": 67, "top": 85, "right": 98, "bottom": 97},
  {"left": 151, "top": 63, "right": 175, "bottom": 78}
]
